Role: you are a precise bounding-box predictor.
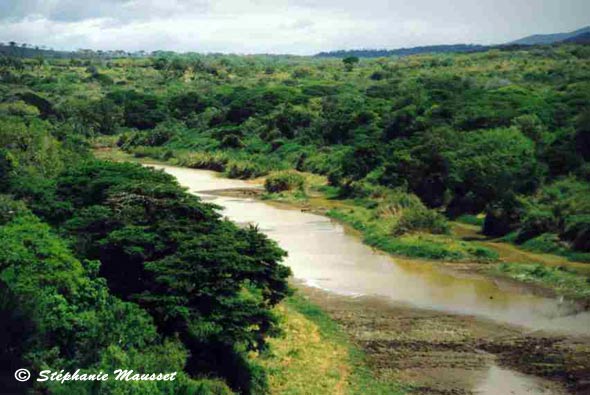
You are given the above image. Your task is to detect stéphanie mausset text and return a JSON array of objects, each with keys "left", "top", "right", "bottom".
[{"left": 37, "top": 369, "right": 178, "bottom": 384}]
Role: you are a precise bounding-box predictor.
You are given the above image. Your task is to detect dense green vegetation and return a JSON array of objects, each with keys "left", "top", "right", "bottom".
[
  {"left": 59, "top": 44, "right": 587, "bottom": 260},
  {"left": 4, "top": 43, "right": 587, "bottom": 262},
  {"left": 264, "top": 171, "right": 306, "bottom": 194},
  {"left": 278, "top": 295, "right": 407, "bottom": 395},
  {"left": 326, "top": 204, "right": 498, "bottom": 262},
  {"left": 315, "top": 44, "right": 489, "bottom": 58},
  {"left": 0, "top": 60, "right": 293, "bottom": 393},
  {"left": 492, "top": 262, "right": 590, "bottom": 299},
  {"left": 1, "top": 41, "right": 590, "bottom": 392}
]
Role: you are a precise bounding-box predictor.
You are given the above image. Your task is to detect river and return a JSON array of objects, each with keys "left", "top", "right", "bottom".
[{"left": 150, "top": 163, "right": 589, "bottom": 394}]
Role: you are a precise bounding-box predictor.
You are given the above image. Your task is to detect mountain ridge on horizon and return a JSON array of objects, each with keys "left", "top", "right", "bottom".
[
  {"left": 315, "top": 25, "right": 590, "bottom": 58},
  {"left": 1, "top": 25, "right": 589, "bottom": 59},
  {"left": 509, "top": 25, "right": 590, "bottom": 45}
]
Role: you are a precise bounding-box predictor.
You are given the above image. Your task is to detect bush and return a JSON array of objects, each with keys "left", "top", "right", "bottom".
[
  {"left": 376, "top": 190, "right": 424, "bottom": 218},
  {"left": 366, "top": 233, "right": 465, "bottom": 261},
  {"left": 521, "top": 233, "right": 566, "bottom": 254},
  {"left": 494, "top": 262, "right": 590, "bottom": 299},
  {"left": 264, "top": 171, "right": 305, "bottom": 193},
  {"left": 456, "top": 214, "right": 485, "bottom": 227},
  {"left": 226, "top": 160, "right": 268, "bottom": 179},
  {"left": 392, "top": 206, "right": 450, "bottom": 235},
  {"left": 516, "top": 178, "right": 590, "bottom": 251},
  {"left": 173, "top": 151, "right": 229, "bottom": 171},
  {"left": 131, "top": 146, "right": 174, "bottom": 160},
  {"left": 0, "top": 195, "right": 27, "bottom": 225},
  {"left": 220, "top": 134, "right": 244, "bottom": 148},
  {"left": 521, "top": 233, "right": 590, "bottom": 263}
]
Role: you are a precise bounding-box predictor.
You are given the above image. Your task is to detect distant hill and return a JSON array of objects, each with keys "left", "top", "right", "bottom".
[
  {"left": 509, "top": 26, "right": 590, "bottom": 45},
  {"left": 314, "top": 26, "right": 590, "bottom": 59},
  {"left": 563, "top": 31, "right": 590, "bottom": 44},
  {"left": 0, "top": 43, "right": 147, "bottom": 59},
  {"left": 0, "top": 43, "right": 72, "bottom": 58},
  {"left": 314, "top": 44, "right": 489, "bottom": 58}
]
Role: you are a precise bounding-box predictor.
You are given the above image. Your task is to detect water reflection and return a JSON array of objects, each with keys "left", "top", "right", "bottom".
[{"left": 153, "top": 164, "right": 590, "bottom": 336}]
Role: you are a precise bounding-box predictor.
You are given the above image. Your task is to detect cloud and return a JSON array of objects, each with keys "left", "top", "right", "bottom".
[
  {"left": 0, "top": 0, "right": 210, "bottom": 23},
  {"left": 0, "top": 0, "right": 589, "bottom": 54}
]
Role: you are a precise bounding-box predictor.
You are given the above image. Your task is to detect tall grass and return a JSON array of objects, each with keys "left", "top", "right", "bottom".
[
  {"left": 172, "top": 151, "right": 229, "bottom": 171},
  {"left": 327, "top": 207, "right": 498, "bottom": 262},
  {"left": 493, "top": 262, "right": 590, "bottom": 299},
  {"left": 264, "top": 171, "right": 306, "bottom": 193},
  {"left": 275, "top": 295, "right": 408, "bottom": 395}
]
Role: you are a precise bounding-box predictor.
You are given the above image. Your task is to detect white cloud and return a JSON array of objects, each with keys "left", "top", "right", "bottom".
[{"left": 0, "top": 0, "right": 589, "bottom": 54}]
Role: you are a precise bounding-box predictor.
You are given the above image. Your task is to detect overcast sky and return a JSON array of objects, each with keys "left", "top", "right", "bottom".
[{"left": 0, "top": 0, "right": 589, "bottom": 54}]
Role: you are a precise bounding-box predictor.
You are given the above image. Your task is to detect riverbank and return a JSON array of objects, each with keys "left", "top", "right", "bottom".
[
  {"left": 95, "top": 146, "right": 590, "bottom": 302},
  {"left": 298, "top": 285, "right": 589, "bottom": 395},
  {"left": 259, "top": 294, "right": 408, "bottom": 395},
  {"left": 95, "top": 147, "right": 590, "bottom": 394},
  {"left": 94, "top": 147, "right": 409, "bottom": 394},
  {"left": 95, "top": 146, "right": 590, "bottom": 296},
  {"left": 204, "top": 182, "right": 590, "bottom": 304}
]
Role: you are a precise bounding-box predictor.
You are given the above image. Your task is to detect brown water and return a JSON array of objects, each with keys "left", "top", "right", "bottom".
[
  {"left": 158, "top": 164, "right": 590, "bottom": 336},
  {"left": 474, "top": 365, "right": 560, "bottom": 394},
  {"left": 151, "top": 164, "right": 589, "bottom": 394}
]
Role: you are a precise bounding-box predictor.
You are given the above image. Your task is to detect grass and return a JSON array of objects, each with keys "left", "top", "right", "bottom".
[
  {"left": 129, "top": 146, "right": 287, "bottom": 180},
  {"left": 491, "top": 262, "right": 590, "bottom": 300},
  {"left": 327, "top": 207, "right": 498, "bottom": 262},
  {"left": 96, "top": 146, "right": 589, "bottom": 300},
  {"left": 258, "top": 294, "right": 407, "bottom": 395},
  {"left": 456, "top": 214, "right": 485, "bottom": 227},
  {"left": 262, "top": 190, "right": 309, "bottom": 203},
  {"left": 264, "top": 171, "right": 306, "bottom": 193},
  {"left": 502, "top": 232, "right": 590, "bottom": 264}
]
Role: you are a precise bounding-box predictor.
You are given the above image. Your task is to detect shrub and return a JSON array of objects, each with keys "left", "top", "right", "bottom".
[
  {"left": 131, "top": 146, "right": 174, "bottom": 161},
  {"left": 366, "top": 232, "right": 465, "bottom": 261},
  {"left": 521, "top": 233, "right": 566, "bottom": 254},
  {"left": 494, "top": 262, "right": 590, "bottom": 299},
  {"left": 516, "top": 178, "right": 590, "bottom": 251},
  {"left": 0, "top": 195, "right": 27, "bottom": 225},
  {"left": 392, "top": 206, "right": 450, "bottom": 235},
  {"left": 226, "top": 160, "right": 267, "bottom": 179},
  {"left": 456, "top": 214, "right": 485, "bottom": 227},
  {"left": 173, "top": 151, "right": 229, "bottom": 171},
  {"left": 376, "top": 190, "right": 424, "bottom": 218},
  {"left": 220, "top": 134, "right": 244, "bottom": 148},
  {"left": 264, "top": 171, "right": 305, "bottom": 193}
]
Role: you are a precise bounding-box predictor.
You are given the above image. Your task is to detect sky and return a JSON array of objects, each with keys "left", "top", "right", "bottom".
[{"left": 0, "top": 0, "right": 589, "bottom": 55}]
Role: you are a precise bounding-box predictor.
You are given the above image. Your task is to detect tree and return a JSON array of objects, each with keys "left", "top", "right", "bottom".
[
  {"left": 168, "top": 91, "right": 210, "bottom": 120},
  {"left": 0, "top": 149, "right": 15, "bottom": 190},
  {"left": 342, "top": 142, "right": 383, "bottom": 181},
  {"left": 575, "top": 109, "right": 590, "bottom": 160},
  {"left": 515, "top": 178, "right": 590, "bottom": 251},
  {"left": 82, "top": 98, "right": 124, "bottom": 134},
  {"left": 445, "top": 127, "right": 540, "bottom": 217},
  {"left": 107, "top": 90, "right": 166, "bottom": 130},
  {"left": 342, "top": 56, "right": 359, "bottom": 71},
  {"left": 381, "top": 128, "right": 453, "bottom": 208},
  {"left": 48, "top": 161, "right": 290, "bottom": 392}
]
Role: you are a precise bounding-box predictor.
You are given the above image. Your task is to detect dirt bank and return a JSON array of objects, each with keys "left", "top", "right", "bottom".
[
  {"left": 207, "top": 187, "right": 590, "bottom": 306},
  {"left": 297, "top": 285, "right": 589, "bottom": 395},
  {"left": 124, "top": 159, "right": 590, "bottom": 394}
]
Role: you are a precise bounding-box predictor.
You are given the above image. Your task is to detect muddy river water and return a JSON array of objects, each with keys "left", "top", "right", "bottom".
[{"left": 151, "top": 164, "right": 589, "bottom": 394}]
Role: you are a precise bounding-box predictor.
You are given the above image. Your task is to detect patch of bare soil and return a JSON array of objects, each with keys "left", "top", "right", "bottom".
[
  {"left": 200, "top": 187, "right": 264, "bottom": 198},
  {"left": 298, "top": 285, "right": 590, "bottom": 395},
  {"left": 204, "top": 188, "right": 590, "bottom": 394}
]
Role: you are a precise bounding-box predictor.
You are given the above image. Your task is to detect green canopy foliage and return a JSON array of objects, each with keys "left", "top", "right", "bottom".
[{"left": 1, "top": 42, "right": 589, "bottom": 392}]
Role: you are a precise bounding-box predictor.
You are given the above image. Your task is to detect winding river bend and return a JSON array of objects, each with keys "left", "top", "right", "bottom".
[
  {"left": 154, "top": 164, "right": 590, "bottom": 336},
  {"left": 149, "top": 164, "right": 589, "bottom": 394}
]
